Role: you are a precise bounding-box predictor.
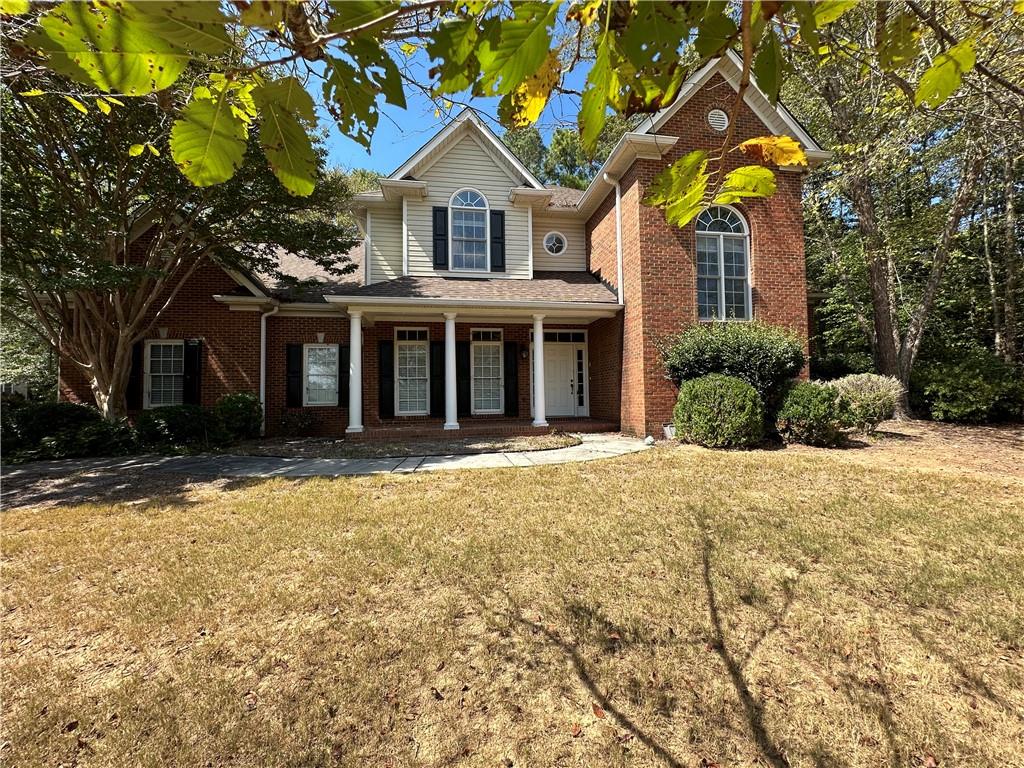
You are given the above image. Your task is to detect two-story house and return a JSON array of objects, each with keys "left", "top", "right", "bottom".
[{"left": 59, "top": 52, "right": 827, "bottom": 438}]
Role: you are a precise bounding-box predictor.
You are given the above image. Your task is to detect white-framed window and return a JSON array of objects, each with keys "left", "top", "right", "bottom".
[
  {"left": 696, "top": 205, "right": 751, "bottom": 321},
  {"left": 303, "top": 344, "right": 339, "bottom": 406},
  {"left": 395, "top": 328, "right": 429, "bottom": 415},
  {"left": 543, "top": 231, "right": 567, "bottom": 256},
  {"left": 471, "top": 329, "right": 503, "bottom": 414},
  {"left": 450, "top": 188, "right": 489, "bottom": 271},
  {"left": 144, "top": 340, "right": 184, "bottom": 408}
]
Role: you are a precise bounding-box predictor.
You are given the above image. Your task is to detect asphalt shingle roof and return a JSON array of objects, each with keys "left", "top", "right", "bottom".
[{"left": 325, "top": 271, "right": 617, "bottom": 304}]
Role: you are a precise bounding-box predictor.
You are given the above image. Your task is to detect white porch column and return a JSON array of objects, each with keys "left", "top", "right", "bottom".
[
  {"left": 532, "top": 313, "right": 547, "bottom": 427},
  {"left": 346, "top": 310, "right": 363, "bottom": 433},
  {"left": 443, "top": 312, "right": 459, "bottom": 429}
]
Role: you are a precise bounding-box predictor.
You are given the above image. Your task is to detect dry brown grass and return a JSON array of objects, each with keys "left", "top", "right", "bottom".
[{"left": 2, "top": 430, "right": 1023, "bottom": 767}]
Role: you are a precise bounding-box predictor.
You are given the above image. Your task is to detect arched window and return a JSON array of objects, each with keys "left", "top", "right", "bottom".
[
  {"left": 450, "top": 188, "right": 488, "bottom": 271},
  {"left": 696, "top": 206, "right": 751, "bottom": 320}
]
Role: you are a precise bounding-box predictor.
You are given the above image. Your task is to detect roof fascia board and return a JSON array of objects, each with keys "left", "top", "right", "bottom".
[
  {"left": 324, "top": 294, "right": 621, "bottom": 313},
  {"left": 575, "top": 134, "right": 679, "bottom": 218}
]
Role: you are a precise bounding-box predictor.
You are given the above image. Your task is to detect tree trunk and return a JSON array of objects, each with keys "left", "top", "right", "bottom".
[
  {"left": 982, "top": 180, "right": 1005, "bottom": 355},
  {"left": 1003, "top": 149, "right": 1019, "bottom": 363}
]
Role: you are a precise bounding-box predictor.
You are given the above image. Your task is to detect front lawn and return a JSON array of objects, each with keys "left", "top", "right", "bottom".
[{"left": 2, "top": 427, "right": 1022, "bottom": 767}]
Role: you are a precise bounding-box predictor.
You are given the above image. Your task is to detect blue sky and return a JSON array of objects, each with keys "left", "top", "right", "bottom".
[{"left": 319, "top": 50, "right": 591, "bottom": 175}]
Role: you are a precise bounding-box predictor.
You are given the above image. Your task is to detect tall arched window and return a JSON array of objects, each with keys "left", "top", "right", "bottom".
[
  {"left": 450, "top": 188, "right": 488, "bottom": 271},
  {"left": 696, "top": 206, "right": 751, "bottom": 320}
]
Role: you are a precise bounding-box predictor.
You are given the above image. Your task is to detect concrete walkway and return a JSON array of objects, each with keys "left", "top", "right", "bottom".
[{"left": 3, "top": 433, "right": 649, "bottom": 482}]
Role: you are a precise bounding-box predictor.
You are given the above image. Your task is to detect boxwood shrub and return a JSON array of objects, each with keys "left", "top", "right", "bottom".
[
  {"left": 216, "top": 392, "right": 262, "bottom": 440},
  {"left": 662, "top": 322, "right": 805, "bottom": 407},
  {"left": 828, "top": 374, "right": 902, "bottom": 434},
  {"left": 135, "top": 405, "right": 231, "bottom": 451},
  {"left": 673, "top": 374, "right": 764, "bottom": 448},
  {"left": 775, "top": 382, "right": 845, "bottom": 447}
]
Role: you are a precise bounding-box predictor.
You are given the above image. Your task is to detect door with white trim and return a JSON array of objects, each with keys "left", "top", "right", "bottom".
[{"left": 531, "top": 334, "right": 589, "bottom": 418}]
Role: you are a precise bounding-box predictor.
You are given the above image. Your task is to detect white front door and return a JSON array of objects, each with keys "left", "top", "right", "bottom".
[{"left": 545, "top": 345, "right": 576, "bottom": 417}]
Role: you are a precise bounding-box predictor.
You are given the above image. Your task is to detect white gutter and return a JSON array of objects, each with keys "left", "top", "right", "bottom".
[
  {"left": 259, "top": 304, "right": 280, "bottom": 435},
  {"left": 603, "top": 172, "right": 624, "bottom": 304}
]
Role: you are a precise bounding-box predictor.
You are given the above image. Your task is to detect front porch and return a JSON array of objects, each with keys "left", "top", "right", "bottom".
[{"left": 349, "top": 416, "right": 620, "bottom": 441}]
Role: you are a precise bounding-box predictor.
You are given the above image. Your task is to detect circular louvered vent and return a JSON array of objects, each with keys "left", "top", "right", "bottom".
[{"left": 708, "top": 108, "right": 729, "bottom": 132}]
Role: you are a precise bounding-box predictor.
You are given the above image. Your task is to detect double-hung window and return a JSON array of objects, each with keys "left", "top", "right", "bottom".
[
  {"left": 450, "top": 189, "right": 488, "bottom": 271},
  {"left": 696, "top": 206, "right": 751, "bottom": 321},
  {"left": 471, "top": 329, "right": 503, "bottom": 414},
  {"left": 304, "top": 344, "right": 339, "bottom": 406},
  {"left": 395, "top": 328, "right": 429, "bottom": 415},
  {"left": 145, "top": 340, "right": 184, "bottom": 408}
]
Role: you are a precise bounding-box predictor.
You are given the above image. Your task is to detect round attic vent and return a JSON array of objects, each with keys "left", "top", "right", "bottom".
[{"left": 708, "top": 108, "right": 729, "bottom": 132}]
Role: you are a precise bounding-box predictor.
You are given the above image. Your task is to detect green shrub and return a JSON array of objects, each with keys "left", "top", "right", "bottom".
[
  {"left": 279, "top": 410, "right": 314, "bottom": 437},
  {"left": 829, "top": 374, "right": 902, "bottom": 434},
  {"left": 663, "top": 322, "right": 805, "bottom": 406},
  {"left": 135, "top": 405, "right": 230, "bottom": 451},
  {"left": 216, "top": 392, "right": 262, "bottom": 440},
  {"left": 1, "top": 401, "right": 103, "bottom": 453},
  {"left": 673, "top": 374, "right": 765, "bottom": 448},
  {"left": 29, "top": 419, "right": 137, "bottom": 461},
  {"left": 910, "top": 351, "right": 1024, "bottom": 424},
  {"left": 775, "top": 381, "right": 846, "bottom": 446}
]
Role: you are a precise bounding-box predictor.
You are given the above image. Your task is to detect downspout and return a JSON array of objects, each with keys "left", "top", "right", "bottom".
[
  {"left": 259, "top": 303, "right": 280, "bottom": 435},
  {"left": 603, "top": 172, "right": 624, "bottom": 303}
]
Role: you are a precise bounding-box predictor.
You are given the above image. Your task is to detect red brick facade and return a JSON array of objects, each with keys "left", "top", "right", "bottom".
[{"left": 586, "top": 73, "right": 810, "bottom": 436}]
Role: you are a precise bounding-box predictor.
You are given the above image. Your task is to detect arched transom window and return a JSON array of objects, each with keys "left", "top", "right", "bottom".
[
  {"left": 696, "top": 206, "right": 751, "bottom": 320},
  {"left": 450, "top": 188, "right": 488, "bottom": 271}
]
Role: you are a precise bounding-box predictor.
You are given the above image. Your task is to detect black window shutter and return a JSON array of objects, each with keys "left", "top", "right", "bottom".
[
  {"left": 286, "top": 343, "right": 303, "bottom": 407},
  {"left": 339, "top": 344, "right": 350, "bottom": 405},
  {"left": 379, "top": 340, "right": 394, "bottom": 419},
  {"left": 503, "top": 341, "right": 519, "bottom": 417},
  {"left": 490, "top": 210, "right": 505, "bottom": 272},
  {"left": 126, "top": 341, "right": 144, "bottom": 410},
  {"left": 432, "top": 206, "right": 448, "bottom": 269},
  {"left": 456, "top": 340, "right": 471, "bottom": 417},
  {"left": 429, "top": 340, "right": 445, "bottom": 417},
  {"left": 182, "top": 339, "right": 203, "bottom": 405}
]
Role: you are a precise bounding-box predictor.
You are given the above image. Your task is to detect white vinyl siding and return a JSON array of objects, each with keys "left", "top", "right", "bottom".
[
  {"left": 406, "top": 134, "right": 530, "bottom": 279},
  {"left": 369, "top": 206, "right": 403, "bottom": 283},
  {"left": 532, "top": 214, "right": 587, "bottom": 271}
]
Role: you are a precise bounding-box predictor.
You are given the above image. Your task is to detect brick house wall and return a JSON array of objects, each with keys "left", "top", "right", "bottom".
[{"left": 585, "top": 73, "right": 810, "bottom": 436}]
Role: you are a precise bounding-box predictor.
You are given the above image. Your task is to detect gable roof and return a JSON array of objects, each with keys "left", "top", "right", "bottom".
[
  {"left": 635, "top": 50, "right": 828, "bottom": 160},
  {"left": 389, "top": 108, "right": 545, "bottom": 189}
]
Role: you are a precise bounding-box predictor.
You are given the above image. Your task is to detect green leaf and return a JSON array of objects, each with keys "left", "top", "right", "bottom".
[
  {"left": 878, "top": 12, "right": 920, "bottom": 71},
  {"left": 813, "top": 0, "right": 858, "bottom": 26},
  {"left": 322, "top": 59, "right": 379, "bottom": 148},
  {"left": 95, "top": 97, "right": 111, "bottom": 115},
  {"left": 129, "top": 143, "right": 145, "bottom": 157},
  {"left": 344, "top": 37, "right": 406, "bottom": 109},
  {"left": 791, "top": 2, "right": 820, "bottom": 49},
  {"left": 170, "top": 95, "right": 248, "bottom": 186},
  {"left": 645, "top": 150, "right": 710, "bottom": 229},
  {"left": 754, "top": 32, "right": 784, "bottom": 103},
  {"left": 258, "top": 104, "right": 317, "bottom": 196},
  {"left": 240, "top": 0, "right": 286, "bottom": 29},
  {"left": 915, "top": 40, "right": 975, "bottom": 108},
  {"left": 476, "top": 2, "right": 560, "bottom": 96},
  {"left": 25, "top": 1, "right": 189, "bottom": 95},
  {"left": 694, "top": 10, "right": 738, "bottom": 58},
  {"left": 427, "top": 18, "right": 480, "bottom": 94},
  {"left": 714, "top": 165, "right": 776, "bottom": 204},
  {"left": 1, "top": 0, "right": 30, "bottom": 14},
  {"left": 327, "top": 0, "right": 396, "bottom": 33},
  {"left": 63, "top": 95, "right": 88, "bottom": 114},
  {"left": 253, "top": 76, "right": 316, "bottom": 123},
  {"left": 580, "top": 42, "right": 612, "bottom": 154},
  {"left": 125, "top": 1, "right": 232, "bottom": 55},
  {"left": 146, "top": 143, "right": 160, "bottom": 157}
]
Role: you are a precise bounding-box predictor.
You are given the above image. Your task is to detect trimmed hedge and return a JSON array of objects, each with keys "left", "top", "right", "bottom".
[
  {"left": 911, "top": 351, "right": 1024, "bottom": 424},
  {"left": 829, "top": 374, "right": 902, "bottom": 434},
  {"left": 216, "top": 392, "right": 262, "bottom": 440},
  {"left": 673, "top": 374, "right": 764, "bottom": 448},
  {"left": 775, "top": 382, "right": 845, "bottom": 447},
  {"left": 663, "top": 322, "right": 805, "bottom": 406},
  {"left": 135, "top": 405, "right": 231, "bottom": 451},
  {"left": 1, "top": 401, "right": 137, "bottom": 462}
]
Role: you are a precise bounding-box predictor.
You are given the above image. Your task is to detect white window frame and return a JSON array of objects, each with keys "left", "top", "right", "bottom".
[
  {"left": 394, "top": 327, "right": 430, "bottom": 416},
  {"left": 302, "top": 343, "right": 339, "bottom": 407},
  {"left": 542, "top": 231, "right": 568, "bottom": 256},
  {"left": 143, "top": 339, "right": 185, "bottom": 409},
  {"left": 449, "top": 187, "right": 490, "bottom": 273},
  {"left": 470, "top": 328, "right": 504, "bottom": 415},
  {"left": 695, "top": 204, "right": 753, "bottom": 322}
]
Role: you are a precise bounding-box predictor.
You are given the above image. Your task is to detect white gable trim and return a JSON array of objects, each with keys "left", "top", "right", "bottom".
[
  {"left": 636, "top": 50, "right": 826, "bottom": 157},
  {"left": 389, "top": 108, "right": 545, "bottom": 189}
]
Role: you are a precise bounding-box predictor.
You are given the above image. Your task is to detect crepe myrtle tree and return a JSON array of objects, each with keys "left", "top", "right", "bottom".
[
  {"left": 0, "top": 78, "right": 358, "bottom": 420},
  {"left": 7, "top": 0, "right": 1016, "bottom": 227}
]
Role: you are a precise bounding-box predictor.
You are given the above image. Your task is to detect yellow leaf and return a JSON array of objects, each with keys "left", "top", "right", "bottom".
[
  {"left": 96, "top": 98, "right": 111, "bottom": 114},
  {"left": 400, "top": 42, "right": 418, "bottom": 56},
  {"left": 146, "top": 143, "right": 160, "bottom": 157},
  {"left": 739, "top": 135, "right": 808, "bottom": 166},
  {"left": 63, "top": 96, "right": 88, "bottom": 114},
  {"left": 106, "top": 96, "right": 125, "bottom": 106},
  {"left": 0, "top": 0, "right": 31, "bottom": 14},
  {"left": 505, "top": 50, "right": 560, "bottom": 127},
  {"left": 129, "top": 144, "right": 145, "bottom": 157},
  {"left": 567, "top": 0, "right": 602, "bottom": 26},
  {"left": 1015, "top": 0, "right": 1024, "bottom": 14},
  {"left": 18, "top": 89, "right": 45, "bottom": 97}
]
